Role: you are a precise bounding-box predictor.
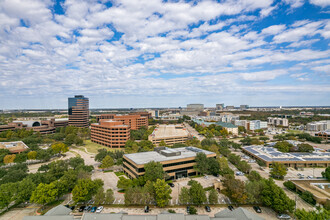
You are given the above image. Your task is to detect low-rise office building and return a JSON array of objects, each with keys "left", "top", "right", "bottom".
[
  {"left": 0, "top": 141, "right": 29, "bottom": 153},
  {"left": 267, "top": 117, "right": 289, "bottom": 127},
  {"left": 91, "top": 120, "right": 130, "bottom": 148},
  {"left": 148, "top": 124, "right": 190, "bottom": 146},
  {"left": 315, "top": 130, "right": 330, "bottom": 142},
  {"left": 123, "top": 146, "right": 216, "bottom": 179},
  {"left": 96, "top": 114, "right": 148, "bottom": 130},
  {"left": 307, "top": 120, "right": 330, "bottom": 132},
  {"left": 216, "top": 122, "right": 238, "bottom": 135},
  {"left": 242, "top": 146, "right": 330, "bottom": 168}
]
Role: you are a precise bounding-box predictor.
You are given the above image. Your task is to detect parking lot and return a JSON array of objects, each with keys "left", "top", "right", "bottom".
[{"left": 100, "top": 205, "right": 278, "bottom": 219}]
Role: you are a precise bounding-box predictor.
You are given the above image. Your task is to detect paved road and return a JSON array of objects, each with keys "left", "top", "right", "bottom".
[
  {"left": 184, "top": 122, "right": 205, "bottom": 141},
  {"left": 28, "top": 151, "right": 76, "bottom": 173}
]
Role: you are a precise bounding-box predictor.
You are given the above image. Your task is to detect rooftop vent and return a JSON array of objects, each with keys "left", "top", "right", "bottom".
[{"left": 160, "top": 149, "right": 181, "bottom": 157}]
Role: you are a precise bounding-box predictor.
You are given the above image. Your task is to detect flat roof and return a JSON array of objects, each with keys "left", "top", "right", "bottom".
[
  {"left": 124, "top": 146, "right": 215, "bottom": 165},
  {"left": 0, "top": 141, "right": 29, "bottom": 153},
  {"left": 150, "top": 125, "right": 189, "bottom": 139},
  {"left": 243, "top": 146, "right": 330, "bottom": 162}
]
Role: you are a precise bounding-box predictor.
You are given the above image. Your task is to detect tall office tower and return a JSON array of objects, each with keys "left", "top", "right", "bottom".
[
  {"left": 68, "top": 95, "right": 89, "bottom": 127},
  {"left": 216, "top": 103, "right": 224, "bottom": 110}
]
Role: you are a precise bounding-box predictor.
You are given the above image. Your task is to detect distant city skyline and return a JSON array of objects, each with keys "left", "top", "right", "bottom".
[{"left": 0, "top": 0, "right": 329, "bottom": 109}]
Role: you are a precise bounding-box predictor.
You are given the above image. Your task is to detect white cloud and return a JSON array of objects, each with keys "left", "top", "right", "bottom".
[
  {"left": 310, "top": 0, "right": 330, "bottom": 7},
  {"left": 283, "top": 0, "right": 305, "bottom": 8}
]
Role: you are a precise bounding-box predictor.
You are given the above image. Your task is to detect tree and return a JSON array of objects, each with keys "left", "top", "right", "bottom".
[
  {"left": 0, "top": 183, "right": 17, "bottom": 210},
  {"left": 208, "top": 157, "right": 220, "bottom": 176},
  {"left": 69, "top": 157, "right": 85, "bottom": 170},
  {"left": 322, "top": 167, "right": 330, "bottom": 180},
  {"left": 3, "top": 154, "right": 16, "bottom": 164},
  {"left": 94, "top": 187, "right": 105, "bottom": 205},
  {"left": 27, "top": 151, "right": 37, "bottom": 160},
  {"left": 30, "top": 183, "right": 58, "bottom": 208},
  {"left": 189, "top": 181, "right": 207, "bottom": 206},
  {"left": 72, "top": 179, "right": 102, "bottom": 203},
  {"left": 283, "top": 181, "right": 296, "bottom": 191},
  {"left": 179, "top": 187, "right": 190, "bottom": 205},
  {"left": 297, "top": 143, "right": 314, "bottom": 153},
  {"left": 274, "top": 141, "right": 293, "bottom": 153},
  {"left": 237, "top": 160, "right": 251, "bottom": 174},
  {"left": 188, "top": 206, "right": 197, "bottom": 215},
  {"left": 261, "top": 178, "right": 295, "bottom": 213},
  {"left": 104, "top": 189, "right": 115, "bottom": 204},
  {"left": 95, "top": 149, "right": 108, "bottom": 162},
  {"left": 223, "top": 175, "right": 248, "bottom": 204},
  {"left": 245, "top": 180, "right": 265, "bottom": 204},
  {"left": 117, "top": 177, "right": 133, "bottom": 190},
  {"left": 208, "top": 188, "right": 218, "bottom": 204},
  {"left": 51, "top": 142, "right": 69, "bottom": 154},
  {"left": 16, "top": 178, "right": 36, "bottom": 203},
  {"left": 153, "top": 179, "right": 172, "bottom": 207},
  {"left": 295, "top": 208, "right": 330, "bottom": 220},
  {"left": 144, "top": 161, "right": 165, "bottom": 182},
  {"left": 270, "top": 162, "right": 287, "bottom": 179},
  {"left": 300, "top": 191, "right": 316, "bottom": 205},
  {"left": 159, "top": 140, "right": 167, "bottom": 147},
  {"left": 64, "top": 134, "right": 76, "bottom": 146},
  {"left": 194, "top": 153, "right": 209, "bottom": 175},
  {"left": 247, "top": 171, "right": 262, "bottom": 182},
  {"left": 99, "top": 155, "right": 114, "bottom": 169}
]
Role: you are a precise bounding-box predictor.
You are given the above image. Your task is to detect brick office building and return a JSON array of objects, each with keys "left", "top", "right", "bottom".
[
  {"left": 68, "top": 95, "right": 89, "bottom": 127},
  {"left": 96, "top": 114, "right": 148, "bottom": 130},
  {"left": 91, "top": 120, "right": 130, "bottom": 148}
]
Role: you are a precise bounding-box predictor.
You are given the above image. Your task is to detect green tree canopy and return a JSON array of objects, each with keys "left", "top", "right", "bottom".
[
  {"left": 99, "top": 155, "right": 114, "bottom": 169},
  {"left": 30, "top": 182, "right": 58, "bottom": 207},
  {"left": 189, "top": 181, "right": 207, "bottom": 206},
  {"left": 270, "top": 162, "right": 287, "bottom": 179},
  {"left": 144, "top": 161, "right": 165, "bottom": 182},
  {"left": 208, "top": 188, "right": 218, "bottom": 204},
  {"left": 179, "top": 187, "right": 190, "bottom": 205},
  {"left": 153, "top": 179, "right": 172, "bottom": 207}
]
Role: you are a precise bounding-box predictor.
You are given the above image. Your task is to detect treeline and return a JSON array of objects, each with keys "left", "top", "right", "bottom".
[
  {"left": 189, "top": 121, "right": 229, "bottom": 138},
  {"left": 274, "top": 132, "right": 322, "bottom": 144},
  {"left": 0, "top": 126, "right": 89, "bottom": 166},
  {"left": 0, "top": 157, "right": 110, "bottom": 211},
  {"left": 273, "top": 141, "right": 314, "bottom": 153}
]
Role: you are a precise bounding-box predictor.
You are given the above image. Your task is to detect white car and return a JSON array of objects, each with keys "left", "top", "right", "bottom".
[
  {"left": 307, "top": 176, "right": 313, "bottom": 179},
  {"left": 277, "top": 214, "right": 291, "bottom": 219},
  {"left": 96, "top": 206, "right": 103, "bottom": 213}
]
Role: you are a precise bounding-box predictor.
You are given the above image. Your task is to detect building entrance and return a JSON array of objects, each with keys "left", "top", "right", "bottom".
[{"left": 175, "top": 170, "right": 188, "bottom": 179}]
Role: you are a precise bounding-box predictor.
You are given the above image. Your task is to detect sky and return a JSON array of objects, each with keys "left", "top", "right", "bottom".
[{"left": 0, "top": 0, "right": 329, "bottom": 109}]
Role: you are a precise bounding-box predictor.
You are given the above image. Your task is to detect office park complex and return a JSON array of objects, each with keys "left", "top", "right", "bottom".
[{"left": 1, "top": 0, "right": 330, "bottom": 220}]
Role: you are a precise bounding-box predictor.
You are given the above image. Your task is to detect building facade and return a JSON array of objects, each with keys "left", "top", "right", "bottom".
[
  {"left": 123, "top": 146, "right": 216, "bottom": 179},
  {"left": 68, "top": 95, "right": 89, "bottom": 127},
  {"left": 216, "top": 103, "right": 224, "bottom": 110},
  {"left": 315, "top": 130, "right": 330, "bottom": 142},
  {"left": 96, "top": 114, "right": 148, "bottom": 130},
  {"left": 91, "top": 120, "right": 130, "bottom": 148},
  {"left": 307, "top": 121, "right": 330, "bottom": 132},
  {"left": 267, "top": 117, "right": 289, "bottom": 127}
]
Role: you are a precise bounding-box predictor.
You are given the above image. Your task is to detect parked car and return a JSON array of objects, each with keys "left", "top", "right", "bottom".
[
  {"left": 307, "top": 176, "right": 313, "bottom": 179},
  {"left": 84, "top": 205, "right": 91, "bottom": 212},
  {"left": 70, "top": 206, "right": 75, "bottom": 210},
  {"left": 64, "top": 205, "right": 70, "bottom": 208},
  {"left": 253, "top": 206, "right": 262, "bottom": 213},
  {"left": 144, "top": 206, "right": 149, "bottom": 213},
  {"left": 186, "top": 206, "right": 190, "bottom": 213},
  {"left": 96, "top": 206, "right": 103, "bottom": 213},
  {"left": 168, "top": 183, "right": 175, "bottom": 187},
  {"left": 91, "top": 206, "right": 97, "bottom": 213},
  {"left": 205, "top": 206, "right": 211, "bottom": 212},
  {"left": 277, "top": 214, "right": 291, "bottom": 219},
  {"left": 79, "top": 206, "right": 86, "bottom": 212},
  {"left": 228, "top": 205, "right": 234, "bottom": 211}
]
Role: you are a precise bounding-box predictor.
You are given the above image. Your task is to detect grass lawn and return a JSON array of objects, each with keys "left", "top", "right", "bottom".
[
  {"left": 82, "top": 140, "right": 125, "bottom": 154},
  {"left": 114, "top": 171, "right": 125, "bottom": 177},
  {"left": 287, "top": 130, "right": 304, "bottom": 134}
]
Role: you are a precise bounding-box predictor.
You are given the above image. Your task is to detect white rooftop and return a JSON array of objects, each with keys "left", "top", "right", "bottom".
[
  {"left": 150, "top": 124, "right": 189, "bottom": 139},
  {"left": 124, "top": 146, "right": 215, "bottom": 165}
]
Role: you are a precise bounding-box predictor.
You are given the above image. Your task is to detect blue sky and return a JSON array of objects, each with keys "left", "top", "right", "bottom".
[{"left": 0, "top": 0, "right": 329, "bottom": 109}]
